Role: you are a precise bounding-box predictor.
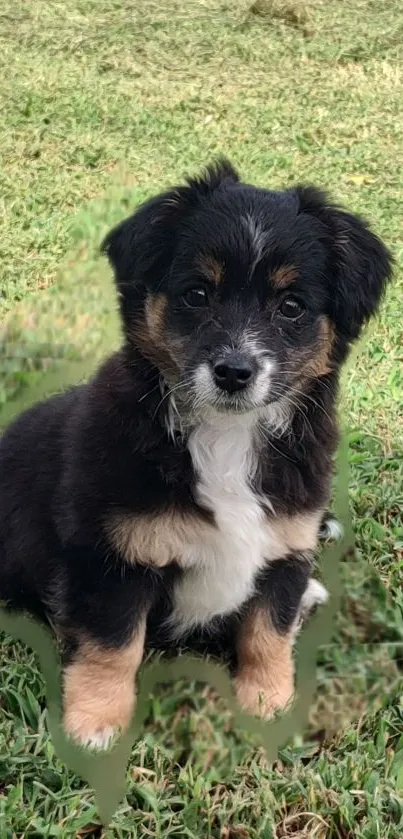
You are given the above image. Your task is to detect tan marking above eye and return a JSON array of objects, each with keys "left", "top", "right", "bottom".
[
  {"left": 195, "top": 254, "right": 224, "bottom": 286},
  {"left": 271, "top": 266, "right": 298, "bottom": 289}
]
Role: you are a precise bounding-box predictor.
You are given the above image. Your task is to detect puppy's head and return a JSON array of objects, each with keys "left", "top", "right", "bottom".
[{"left": 103, "top": 160, "right": 392, "bottom": 419}]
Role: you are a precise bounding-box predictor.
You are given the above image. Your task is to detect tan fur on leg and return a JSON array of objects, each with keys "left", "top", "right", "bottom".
[
  {"left": 235, "top": 607, "right": 294, "bottom": 718},
  {"left": 63, "top": 617, "right": 146, "bottom": 750}
]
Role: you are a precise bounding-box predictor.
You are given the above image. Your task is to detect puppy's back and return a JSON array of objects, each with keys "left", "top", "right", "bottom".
[{"left": 0, "top": 388, "right": 81, "bottom": 616}]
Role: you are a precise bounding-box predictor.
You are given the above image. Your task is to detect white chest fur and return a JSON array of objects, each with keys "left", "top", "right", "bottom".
[{"left": 168, "top": 413, "right": 285, "bottom": 638}]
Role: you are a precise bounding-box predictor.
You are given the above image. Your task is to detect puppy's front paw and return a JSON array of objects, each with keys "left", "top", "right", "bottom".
[
  {"left": 319, "top": 514, "right": 344, "bottom": 543},
  {"left": 299, "top": 578, "right": 329, "bottom": 619},
  {"left": 63, "top": 685, "right": 135, "bottom": 751},
  {"left": 64, "top": 718, "right": 120, "bottom": 751},
  {"left": 235, "top": 674, "right": 294, "bottom": 720},
  {"left": 62, "top": 636, "right": 145, "bottom": 751},
  {"left": 63, "top": 695, "right": 134, "bottom": 751}
]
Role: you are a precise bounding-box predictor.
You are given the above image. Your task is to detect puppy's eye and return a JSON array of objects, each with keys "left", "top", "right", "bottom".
[
  {"left": 181, "top": 288, "right": 209, "bottom": 308},
  {"left": 279, "top": 297, "right": 304, "bottom": 320}
]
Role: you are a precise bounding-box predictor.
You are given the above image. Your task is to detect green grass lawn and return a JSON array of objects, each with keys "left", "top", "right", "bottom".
[{"left": 1, "top": 0, "right": 403, "bottom": 835}]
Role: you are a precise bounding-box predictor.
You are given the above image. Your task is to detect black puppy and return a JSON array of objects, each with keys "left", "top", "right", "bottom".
[{"left": 0, "top": 161, "right": 392, "bottom": 749}]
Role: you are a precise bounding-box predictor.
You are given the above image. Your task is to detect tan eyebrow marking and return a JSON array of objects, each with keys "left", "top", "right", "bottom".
[
  {"left": 196, "top": 255, "right": 224, "bottom": 285},
  {"left": 271, "top": 265, "right": 298, "bottom": 289}
]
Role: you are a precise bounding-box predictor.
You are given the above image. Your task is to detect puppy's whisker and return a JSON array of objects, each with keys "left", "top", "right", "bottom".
[
  {"left": 291, "top": 389, "right": 333, "bottom": 424},
  {"left": 138, "top": 383, "right": 160, "bottom": 403},
  {"left": 285, "top": 400, "right": 315, "bottom": 439},
  {"left": 259, "top": 428, "right": 297, "bottom": 463},
  {"left": 152, "top": 380, "right": 193, "bottom": 420}
]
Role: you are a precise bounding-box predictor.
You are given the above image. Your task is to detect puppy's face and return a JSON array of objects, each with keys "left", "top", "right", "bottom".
[
  {"left": 144, "top": 210, "right": 335, "bottom": 415},
  {"left": 103, "top": 161, "right": 392, "bottom": 419}
]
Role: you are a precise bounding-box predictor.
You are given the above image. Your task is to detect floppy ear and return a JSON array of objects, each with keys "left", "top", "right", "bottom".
[
  {"left": 296, "top": 187, "right": 393, "bottom": 340},
  {"left": 102, "top": 190, "right": 183, "bottom": 298},
  {"left": 101, "top": 158, "right": 239, "bottom": 327}
]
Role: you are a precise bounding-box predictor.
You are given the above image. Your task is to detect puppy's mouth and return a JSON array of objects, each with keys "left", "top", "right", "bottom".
[{"left": 208, "top": 392, "right": 258, "bottom": 414}]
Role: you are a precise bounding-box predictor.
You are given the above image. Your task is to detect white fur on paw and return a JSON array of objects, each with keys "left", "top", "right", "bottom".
[
  {"left": 291, "top": 579, "right": 329, "bottom": 642},
  {"left": 319, "top": 517, "right": 344, "bottom": 542},
  {"left": 300, "top": 578, "right": 329, "bottom": 614},
  {"left": 68, "top": 724, "right": 119, "bottom": 752}
]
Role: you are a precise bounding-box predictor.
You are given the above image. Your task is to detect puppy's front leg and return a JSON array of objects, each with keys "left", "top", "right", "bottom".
[
  {"left": 56, "top": 550, "right": 156, "bottom": 751},
  {"left": 63, "top": 616, "right": 146, "bottom": 751},
  {"left": 235, "top": 554, "right": 316, "bottom": 718}
]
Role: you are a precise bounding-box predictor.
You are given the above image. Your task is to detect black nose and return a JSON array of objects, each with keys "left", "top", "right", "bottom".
[{"left": 213, "top": 354, "right": 253, "bottom": 393}]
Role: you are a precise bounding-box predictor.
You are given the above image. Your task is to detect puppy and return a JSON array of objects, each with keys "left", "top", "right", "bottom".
[{"left": 0, "top": 161, "right": 392, "bottom": 749}]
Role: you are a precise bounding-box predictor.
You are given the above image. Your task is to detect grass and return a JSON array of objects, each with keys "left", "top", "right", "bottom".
[{"left": 0, "top": 0, "right": 402, "bottom": 835}]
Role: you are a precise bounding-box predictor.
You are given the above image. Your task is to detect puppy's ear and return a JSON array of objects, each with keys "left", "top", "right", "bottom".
[
  {"left": 101, "top": 158, "right": 239, "bottom": 326},
  {"left": 185, "top": 157, "right": 239, "bottom": 194},
  {"left": 102, "top": 187, "right": 193, "bottom": 291},
  {"left": 296, "top": 187, "right": 393, "bottom": 340}
]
